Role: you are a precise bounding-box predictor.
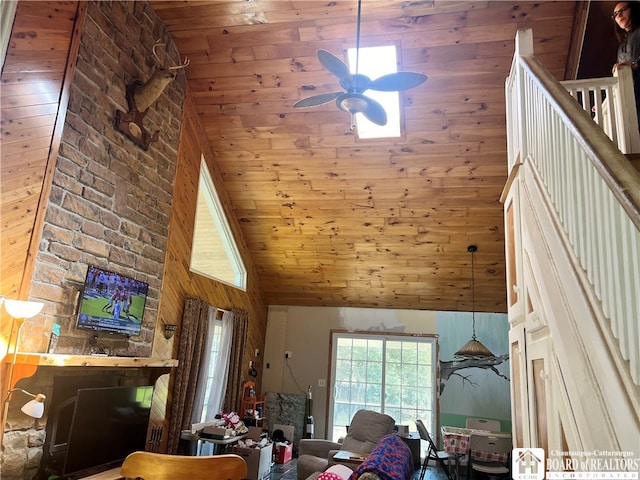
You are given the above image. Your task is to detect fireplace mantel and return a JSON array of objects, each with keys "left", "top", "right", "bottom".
[{"left": 8, "top": 353, "right": 178, "bottom": 368}]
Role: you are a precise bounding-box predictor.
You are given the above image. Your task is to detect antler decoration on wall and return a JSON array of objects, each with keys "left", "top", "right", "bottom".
[{"left": 115, "top": 40, "right": 189, "bottom": 150}]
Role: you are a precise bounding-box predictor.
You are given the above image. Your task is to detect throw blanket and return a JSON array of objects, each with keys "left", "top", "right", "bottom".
[{"left": 349, "top": 435, "right": 414, "bottom": 480}]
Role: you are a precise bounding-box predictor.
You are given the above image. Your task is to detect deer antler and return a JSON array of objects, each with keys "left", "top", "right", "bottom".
[
  {"left": 152, "top": 40, "right": 165, "bottom": 63},
  {"left": 152, "top": 39, "right": 189, "bottom": 70},
  {"left": 169, "top": 57, "right": 190, "bottom": 70}
]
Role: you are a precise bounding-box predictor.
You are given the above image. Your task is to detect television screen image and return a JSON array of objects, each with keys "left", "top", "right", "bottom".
[{"left": 76, "top": 265, "right": 149, "bottom": 336}]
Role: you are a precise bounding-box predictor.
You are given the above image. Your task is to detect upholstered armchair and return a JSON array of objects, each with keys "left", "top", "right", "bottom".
[{"left": 296, "top": 410, "right": 395, "bottom": 480}]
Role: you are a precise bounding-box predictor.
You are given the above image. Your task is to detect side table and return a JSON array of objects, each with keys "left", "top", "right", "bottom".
[
  {"left": 399, "top": 433, "right": 422, "bottom": 469},
  {"left": 332, "top": 450, "right": 368, "bottom": 467}
]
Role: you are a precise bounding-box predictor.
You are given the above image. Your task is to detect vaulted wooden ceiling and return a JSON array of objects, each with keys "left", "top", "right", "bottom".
[{"left": 149, "top": 0, "right": 587, "bottom": 313}]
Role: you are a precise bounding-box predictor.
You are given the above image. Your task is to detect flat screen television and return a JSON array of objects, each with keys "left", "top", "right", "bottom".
[
  {"left": 75, "top": 265, "right": 149, "bottom": 336},
  {"left": 62, "top": 385, "right": 154, "bottom": 479}
]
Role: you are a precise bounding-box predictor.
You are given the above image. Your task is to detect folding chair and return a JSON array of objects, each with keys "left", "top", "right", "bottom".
[
  {"left": 465, "top": 418, "right": 501, "bottom": 432},
  {"left": 415, "top": 419, "right": 454, "bottom": 480},
  {"left": 466, "top": 431, "right": 512, "bottom": 480}
]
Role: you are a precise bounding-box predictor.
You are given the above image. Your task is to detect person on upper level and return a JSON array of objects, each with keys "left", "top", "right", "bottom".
[{"left": 612, "top": 1, "right": 640, "bottom": 127}]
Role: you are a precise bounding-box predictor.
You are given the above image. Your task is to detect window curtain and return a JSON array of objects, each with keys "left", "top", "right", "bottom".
[
  {"left": 167, "top": 297, "right": 210, "bottom": 453},
  {"left": 191, "top": 308, "right": 234, "bottom": 423},
  {"left": 223, "top": 308, "right": 249, "bottom": 414}
]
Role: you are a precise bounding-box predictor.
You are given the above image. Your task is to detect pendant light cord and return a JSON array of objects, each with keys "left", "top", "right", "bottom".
[{"left": 471, "top": 246, "right": 477, "bottom": 340}]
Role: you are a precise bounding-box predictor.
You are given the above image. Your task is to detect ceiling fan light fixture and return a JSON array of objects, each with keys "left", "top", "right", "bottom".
[{"left": 337, "top": 94, "right": 370, "bottom": 114}]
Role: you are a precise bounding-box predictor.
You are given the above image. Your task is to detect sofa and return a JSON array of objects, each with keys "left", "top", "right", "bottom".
[
  {"left": 296, "top": 410, "right": 396, "bottom": 480},
  {"left": 316, "top": 434, "right": 414, "bottom": 480}
]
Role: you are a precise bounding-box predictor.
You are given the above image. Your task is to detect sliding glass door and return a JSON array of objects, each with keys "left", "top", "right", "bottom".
[{"left": 328, "top": 332, "right": 438, "bottom": 441}]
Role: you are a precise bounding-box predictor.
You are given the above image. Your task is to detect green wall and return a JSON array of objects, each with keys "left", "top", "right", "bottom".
[{"left": 437, "top": 311, "right": 511, "bottom": 435}]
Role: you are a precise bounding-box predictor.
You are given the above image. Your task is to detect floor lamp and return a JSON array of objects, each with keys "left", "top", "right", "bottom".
[{"left": 0, "top": 296, "right": 45, "bottom": 447}]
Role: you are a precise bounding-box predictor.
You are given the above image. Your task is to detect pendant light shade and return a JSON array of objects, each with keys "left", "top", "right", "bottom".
[
  {"left": 454, "top": 337, "right": 496, "bottom": 359},
  {"left": 454, "top": 245, "right": 496, "bottom": 360}
]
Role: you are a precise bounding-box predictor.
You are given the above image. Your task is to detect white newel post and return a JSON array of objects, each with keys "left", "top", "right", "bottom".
[
  {"left": 613, "top": 65, "right": 640, "bottom": 153},
  {"left": 514, "top": 29, "right": 534, "bottom": 170}
]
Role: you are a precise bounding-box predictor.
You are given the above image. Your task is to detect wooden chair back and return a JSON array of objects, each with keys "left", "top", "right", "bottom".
[
  {"left": 465, "top": 418, "right": 501, "bottom": 431},
  {"left": 120, "top": 452, "right": 247, "bottom": 480}
]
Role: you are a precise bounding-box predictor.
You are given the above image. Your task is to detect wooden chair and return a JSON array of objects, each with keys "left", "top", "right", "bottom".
[
  {"left": 465, "top": 418, "right": 501, "bottom": 432},
  {"left": 120, "top": 452, "right": 248, "bottom": 480},
  {"left": 415, "top": 419, "right": 454, "bottom": 480},
  {"left": 466, "top": 432, "right": 512, "bottom": 480}
]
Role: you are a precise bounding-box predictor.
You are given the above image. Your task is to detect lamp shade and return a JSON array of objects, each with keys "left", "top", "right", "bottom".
[
  {"left": 3, "top": 299, "right": 44, "bottom": 319},
  {"left": 20, "top": 394, "right": 46, "bottom": 418},
  {"left": 454, "top": 338, "right": 496, "bottom": 360}
]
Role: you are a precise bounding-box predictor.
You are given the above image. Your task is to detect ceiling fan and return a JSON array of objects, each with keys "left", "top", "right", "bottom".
[{"left": 293, "top": 0, "right": 427, "bottom": 128}]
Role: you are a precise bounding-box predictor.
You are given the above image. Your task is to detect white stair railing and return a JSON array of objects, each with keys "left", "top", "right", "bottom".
[
  {"left": 506, "top": 29, "right": 640, "bottom": 384},
  {"left": 561, "top": 71, "right": 640, "bottom": 154}
]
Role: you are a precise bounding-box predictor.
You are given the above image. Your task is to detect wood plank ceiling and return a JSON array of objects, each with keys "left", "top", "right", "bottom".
[{"left": 148, "top": 0, "right": 583, "bottom": 313}]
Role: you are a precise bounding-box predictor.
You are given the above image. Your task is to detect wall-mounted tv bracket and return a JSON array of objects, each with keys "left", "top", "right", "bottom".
[{"left": 87, "top": 333, "right": 110, "bottom": 356}]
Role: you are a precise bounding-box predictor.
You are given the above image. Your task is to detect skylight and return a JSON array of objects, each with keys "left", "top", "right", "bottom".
[
  {"left": 347, "top": 45, "right": 401, "bottom": 139},
  {"left": 190, "top": 156, "right": 247, "bottom": 291}
]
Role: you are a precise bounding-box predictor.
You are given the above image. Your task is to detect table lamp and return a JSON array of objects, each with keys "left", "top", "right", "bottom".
[{"left": 5, "top": 388, "right": 46, "bottom": 418}]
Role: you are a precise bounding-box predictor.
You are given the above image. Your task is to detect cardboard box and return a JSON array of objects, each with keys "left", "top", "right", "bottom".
[
  {"left": 246, "top": 426, "right": 266, "bottom": 441},
  {"left": 274, "top": 443, "right": 293, "bottom": 464},
  {"left": 271, "top": 424, "right": 294, "bottom": 464},
  {"left": 232, "top": 441, "right": 273, "bottom": 480},
  {"left": 232, "top": 428, "right": 272, "bottom": 480},
  {"left": 271, "top": 424, "right": 294, "bottom": 443}
]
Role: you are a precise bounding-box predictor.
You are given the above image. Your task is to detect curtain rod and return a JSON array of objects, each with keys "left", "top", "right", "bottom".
[{"left": 214, "top": 307, "right": 231, "bottom": 319}]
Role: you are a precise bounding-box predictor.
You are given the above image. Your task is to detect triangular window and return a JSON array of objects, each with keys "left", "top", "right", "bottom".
[{"left": 190, "top": 156, "right": 246, "bottom": 290}]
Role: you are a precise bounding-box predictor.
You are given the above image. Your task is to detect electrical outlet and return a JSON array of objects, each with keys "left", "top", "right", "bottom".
[{"left": 285, "top": 351, "right": 292, "bottom": 359}]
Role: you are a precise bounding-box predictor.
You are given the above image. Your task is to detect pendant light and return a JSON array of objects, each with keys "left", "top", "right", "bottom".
[{"left": 454, "top": 245, "right": 496, "bottom": 360}]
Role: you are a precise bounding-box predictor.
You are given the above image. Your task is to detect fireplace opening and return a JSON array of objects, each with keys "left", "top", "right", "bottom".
[{"left": 40, "top": 373, "right": 153, "bottom": 479}]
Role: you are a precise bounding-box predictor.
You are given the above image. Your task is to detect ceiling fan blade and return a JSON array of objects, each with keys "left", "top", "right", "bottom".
[
  {"left": 317, "top": 49, "right": 351, "bottom": 81},
  {"left": 368, "top": 72, "right": 428, "bottom": 92},
  {"left": 361, "top": 96, "right": 387, "bottom": 126},
  {"left": 294, "top": 92, "right": 342, "bottom": 108}
]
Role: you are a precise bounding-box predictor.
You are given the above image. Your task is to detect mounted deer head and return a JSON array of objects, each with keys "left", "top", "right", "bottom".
[
  {"left": 115, "top": 40, "right": 189, "bottom": 150},
  {"left": 133, "top": 40, "right": 190, "bottom": 113}
]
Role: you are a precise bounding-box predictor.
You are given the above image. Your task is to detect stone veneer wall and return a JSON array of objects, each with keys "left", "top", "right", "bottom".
[
  {"left": 26, "top": 1, "right": 185, "bottom": 357},
  {"left": 1, "top": 2, "right": 185, "bottom": 479}
]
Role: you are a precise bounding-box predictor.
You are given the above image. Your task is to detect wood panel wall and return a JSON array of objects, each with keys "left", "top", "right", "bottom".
[
  {"left": 1, "top": 1, "right": 80, "bottom": 403},
  {"left": 1, "top": 2, "right": 78, "bottom": 305},
  {"left": 153, "top": 89, "right": 269, "bottom": 428}
]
